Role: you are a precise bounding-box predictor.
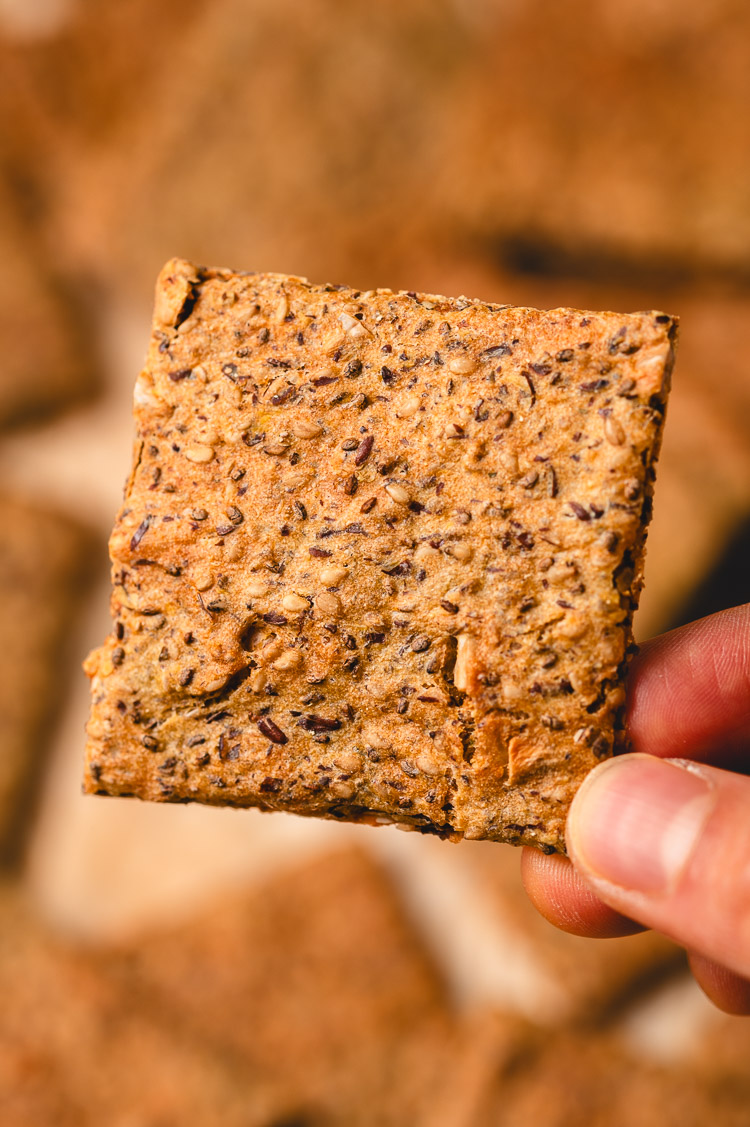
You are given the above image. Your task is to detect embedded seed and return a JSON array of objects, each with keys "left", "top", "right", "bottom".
[
  {"left": 384, "top": 483, "right": 410, "bottom": 505},
  {"left": 334, "top": 751, "right": 362, "bottom": 772},
  {"left": 444, "top": 422, "right": 464, "bottom": 439},
  {"left": 634, "top": 342, "right": 670, "bottom": 377},
  {"left": 203, "top": 677, "right": 226, "bottom": 693},
  {"left": 411, "top": 635, "right": 431, "bottom": 653},
  {"left": 257, "top": 717, "right": 288, "bottom": 744},
  {"left": 415, "top": 543, "right": 440, "bottom": 562},
  {"left": 250, "top": 670, "right": 268, "bottom": 693},
  {"left": 194, "top": 572, "right": 214, "bottom": 591},
  {"left": 395, "top": 395, "right": 421, "bottom": 418},
  {"left": 604, "top": 415, "right": 626, "bottom": 446},
  {"left": 415, "top": 753, "right": 443, "bottom": 777},
  {"left": 453, "top": 634, "right": 476, "bottom": 691},
  {"left": 362, "top": 723, "right": 392, "bottom": 749},
  {"left": 320, "top": 566, "right": 348, "bottom": 586},
  {"left": 499, "top": 450, "right": 519, "bottom": 474},
  {"left": 316, "top": 592, "right": 340, "bottom": 616},
  {"left": 339, "top": 311, "right": 370, "bottom": 338},
  {"left": 273, "top": 294, "right": 289, "bottom": 322},
  {"left": 184, "top": 444, "right": 215, "bottom": 463},
  {"left": 331, "top": 780, "right": 356, "bottom": 800},
  {"left": 273, "top": 649, "right": 302, "bottom": 671},
  {"left": 448, "top": 355, "right": 476, "bottom": 374},
  {"left": 263, "top": 442, "right": 290, "bottom": 455},
  {"left": 446, "top": 542, "right": 473, "bottom": 562},
  {"left": 282, "top": 593, "right": 309, "bottom": 613},
  {"left": 291, "top": 419, "right": 323, "bottom": 439}
]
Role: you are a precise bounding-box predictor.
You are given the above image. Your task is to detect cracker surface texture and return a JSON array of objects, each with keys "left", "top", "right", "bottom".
[{"left": 84, "top": 258, "right": 675, "bottom": 851}]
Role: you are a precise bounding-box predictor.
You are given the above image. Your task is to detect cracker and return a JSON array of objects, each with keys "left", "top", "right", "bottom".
[
  {"left": 437, "top": 3, "right": 750, "bottom": 275},
  {"left": 0, "top": 181, "right": 91, "bottom": 429},
  {"left": 55, "top": 0, "right": 461, "bottom": 297},
  {"left": 107, "top": 848, "right": 449, "bottom": 1121},
  {"left": 0, "top": 887, "right": 290, "bottom": 1126},
  {"left": 473, "top": 1029, "right": 750, "bottom": 1127},
  {"left": 84, "top": 258, "right": 675, "bottom": 851},
  {"left": 0, "top": 494, "right": 92, "bottom": 861},
  {"left": 468, "top": 841, "right": 682, "bottom": 1022}
]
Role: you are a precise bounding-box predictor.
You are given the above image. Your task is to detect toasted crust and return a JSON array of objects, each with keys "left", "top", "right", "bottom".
[{"left": 84, "top": 258, "right": 675, "bottom": 850}]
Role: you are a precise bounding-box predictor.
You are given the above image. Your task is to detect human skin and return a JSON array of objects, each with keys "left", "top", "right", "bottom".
[{"left": 521, "top": 604, "right": 750, "bottom": 1014}]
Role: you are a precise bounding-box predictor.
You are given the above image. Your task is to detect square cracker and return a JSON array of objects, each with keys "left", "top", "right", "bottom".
[
  {"left": 84, "top": 258, "right": 675, "bottom": 851},
  {"left": 106, "top": 848, "right": 451, "bottom": 1124}
]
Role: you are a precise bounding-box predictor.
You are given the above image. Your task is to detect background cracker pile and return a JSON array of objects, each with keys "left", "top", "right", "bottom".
[{"left": 0, "top": 0, "right": 749, "bottom": 1122}]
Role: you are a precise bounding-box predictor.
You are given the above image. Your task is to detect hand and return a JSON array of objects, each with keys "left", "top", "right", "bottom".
[{"left": 521, "top": 605, "right": 750, "bottom": 1014}]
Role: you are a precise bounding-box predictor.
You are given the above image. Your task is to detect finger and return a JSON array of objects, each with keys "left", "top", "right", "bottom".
[
  {"left": 520, "top": 847, "right": 646, "bottom": 938},
  {"left": 566, "top": 753, "right": 750, "bottom": 980},
  {"left": 628, "top": 604, "right": 750, "bottom": 767},
  {"left": 688, "top": 951, "right": 750, "bottom": 1016}
]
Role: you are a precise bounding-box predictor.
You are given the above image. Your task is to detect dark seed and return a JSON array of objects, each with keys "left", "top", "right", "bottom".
[
  {"left": 440, "top": 600, "right": 458, "bottom": 614},
  {"left": 257, "top": 718, "right": 288, "bottom": 744},
  {"left": 569, "top": 502, "right": 591, "bottom": 521},
  {"left": 260, "top": 776, "right": 282, "bottom": 793},
  {"left": 299, "top": 714, "right": 341, "bottom": 733},
  {"left": 343, "top": 473, "right": 358, "bottom": 496},
  {"left": 354, "top": 435, "right": 374, "bottom": 466},
  {"left": 263, "top": 612, "right": 288, "bottom": 625},
  {"left": 411, "top": 635, "right": 431, "bottom": 653},
  {"left": 130, "top": 518, "right": 150, "bottom": 551},
  {"left": 111, "top": 646, "right": 125, "bottom": 666},
  {"left": 360, "top": 496, "right": 377, "bottom": 513}
]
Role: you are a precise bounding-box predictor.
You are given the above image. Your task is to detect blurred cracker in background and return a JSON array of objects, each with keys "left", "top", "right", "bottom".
[
  {"left": 463, "top": 841, "right": 683, "bottom": 1025},
  {"left": 0, "top": 495, "right": 94, "bottom": 866},
  {"left": 436, "top": 0, "right": 750, "bottom": 278},
  {"left": 467, "top": 1025, "right": 750, "bottom": 1127},
  {"left": 0, "top": 849, "right": 459, "bottom": 1125},
  {"left": 0, "top": 176, "right": 93, "bottom": 428},
  {"left": 107, "top": 848, "right": 453, "bottom": 1124},
  {"left": 41, "top": 0, "right": 471, "bottom": 302}
]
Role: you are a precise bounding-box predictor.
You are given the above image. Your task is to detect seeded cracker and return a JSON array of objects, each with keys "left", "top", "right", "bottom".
[{"left": 84, "top": 258, "right": 675, "bottom": 851}]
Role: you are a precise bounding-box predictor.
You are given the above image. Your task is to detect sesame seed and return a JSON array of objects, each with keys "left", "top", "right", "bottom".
[
  {"left": 281, "top": 593, "right": 309, "bottom": 613},
  {"left": 320, "top": 566, "right": 349, "bottom": 586},
  {"left": 384, "top": 483, "right": 410, "bottom": 506},
  {"left": 447, "top": 355, "right": 476, "bottom": 374},
  {"left": 291, "top": 420, "right": 323, "bottom": 439},
  {"left": 184, "top": 444, "right": 215, "bottom": 463}
]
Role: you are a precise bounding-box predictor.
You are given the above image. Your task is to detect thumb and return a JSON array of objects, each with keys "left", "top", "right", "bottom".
[{"left": 566, "top": 753, "right": 750, "bottom": 979}]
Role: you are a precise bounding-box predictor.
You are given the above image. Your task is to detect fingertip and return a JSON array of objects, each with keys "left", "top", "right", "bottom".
[
  {"left": 521, "top": 846, "right": 646, "bottom": 939},
  {"left": 689, "top": 951, "right": 750, "bottom": 1016}
]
